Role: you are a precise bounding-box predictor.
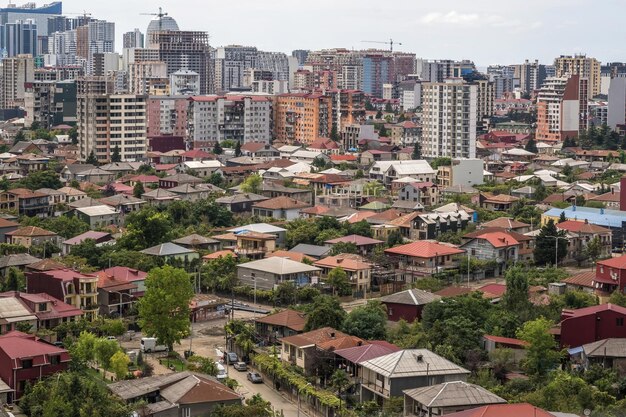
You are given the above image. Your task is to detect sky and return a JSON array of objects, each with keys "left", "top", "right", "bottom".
[{"left": 60, "top": 0, "right": 626, "bottom": 66}]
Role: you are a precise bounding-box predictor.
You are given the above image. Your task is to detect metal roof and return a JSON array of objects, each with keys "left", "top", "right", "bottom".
[
  {"left": 360, "top": 349, "right": 470, "bottom": 378},
  {"left": 403, "top": 381, "right": 505, "bottom": 408},
  {"left": 237, "top": 257, "right": 320, "bottom": 275}
]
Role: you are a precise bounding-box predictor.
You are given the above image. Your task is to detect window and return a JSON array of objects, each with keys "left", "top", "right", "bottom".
[
  {"left": 182, "top": 407, "right": 191, "bottom": 417},
  {"left": 22, "top": 359, "right": 33, "bottom": 369},
  {"left": 38, "top": 303, "right": 47, "bottom": 312},
  {"left": 50, "top": 355, "right": 60, "bottom": 365},
  {"left": 617, "top": 318, "right": 624, "bottom": 327},
  {"left": 297, "top": 349, "right": 302, "bottom": 358}
]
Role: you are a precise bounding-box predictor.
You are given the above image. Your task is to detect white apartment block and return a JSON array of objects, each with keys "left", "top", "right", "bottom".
[
  {"left": 422, "top": 79, "right": 477, "bottom": 159},
  {"left": 78, "top": 81, "right": 147, "bottom": 163},
  {"left": 187, "top": 95, "right": 272, "bottom": 144}
]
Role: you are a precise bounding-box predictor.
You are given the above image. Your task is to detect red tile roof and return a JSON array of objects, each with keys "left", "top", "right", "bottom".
[
  {"left": 477, "top": 284, "right": 506, "bottom": 297},
  {"left": 6, "top": 226, "right": 57, "bottom": 237},
  {"left": 384, "top": 241, "right": 464, "bottom": 258},
  {"left": 484, "top": 334, "right": 528, "bottom": 348},
  {"left": 281, "top": 327, "right": 349, "bottom": 348},
  {"left": 0, "top": 331, "right": 68, "bottom": 360},
  {"left": 597, "top": 255, "right": 626, "bottom": 270},
  {"left": 434, "top": 286, "right": 473, "bottom": 298},
  {"left": 557, "top": 220, "right": 611, "bottom": 234},
  {"left": 314, "top": 254, "right": 372, "bottom": 271},
  {"left": 481, "top": 217, "right": 529, "bottom": 230},
  {"left": 252, "top": 196, "right": 310, "bottom": 210},
  {"left": 562, "top": 303, "right": 626, "bottom": 319},
  {"left": 330, "top": 154, "right": 357, "bottom": 162},
  {"left": 203, "top": 250, "right": 237, "bottom": 260},
  {"left": 443, "top": 403, "right": 553, "bottom": 417},
  {"left": 473, "top": 232, "right": 520, "bottom": 248},
  {"left": 562, "top": 271, "right": 595, "bottom": 288}
]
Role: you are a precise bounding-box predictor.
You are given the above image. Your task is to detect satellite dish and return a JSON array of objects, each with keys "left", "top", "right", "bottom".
[{"left": 584, "top": 409, "right": 591, "bottom": 416}]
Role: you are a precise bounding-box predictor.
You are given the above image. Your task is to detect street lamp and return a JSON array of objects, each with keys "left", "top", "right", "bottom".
[
  {"left": 543, "top": 235, "right": 569, "bottom": 267},
  {"left": 242, "top": 274, "right": 270, "bottom": 318}
]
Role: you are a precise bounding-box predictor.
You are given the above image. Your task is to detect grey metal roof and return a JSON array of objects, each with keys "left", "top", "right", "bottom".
[
  {"left": 0, "top": 297, "right": 38, "bottom": 322},
  {"left": 228, "top": 223, "right": 287, "bottom": 234},
  {"left": 109, "top": 372, "right": 192, "bottom": 400},
  {"left": 403, "top": 381, "right": 505, "bottom": 408},
  {"left": 237, "top": 257, "right": 320, "bottom": 275},
  {"left": 216, "top": 193, "right": 268, "bottom": 204},
  {"left": 361, "top": 349, "right": 470, "bottom": 378},
  {"left": 140, "top": 242, "right": 197, "bottom": 257},
  {"left": 160, "top": 374, "right": 200, "bottom": 404},
  {"left": 0, "top": 253, "right": 40, "bottom": 269},
  {"left": 583, "top": 338, "right": 626, "bottom": 358},
  {"left": 289, "top": 243, "right": 332, "bottom": 258},
  {"left": 379, "top": 289, "right": 441, "bottom": 306}
]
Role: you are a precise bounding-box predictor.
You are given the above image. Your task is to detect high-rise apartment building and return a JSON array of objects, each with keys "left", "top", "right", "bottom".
[
  {"left": 362, "top": 54, "right": 393, "bottom": 98},
  {"left": 325, "top": 89, "right": 366, "bottom": 131},
  {"left": 187, "top": 95, "right": 273, "bottom": 149},
  {"left": 170, "top": 70, "right": 200, "bottom": 96},
  {"left": 0, "top": 1, "right": 61, "bottom": 36},
  {"left": 148, "top": 31, "right": 213, "bottom": 95},
  {"left": 77, "top": 76, "right": 147, "bottom": 162},
  {"left": 421, "top": 79, "right": 477, "bottom": 158},
  {"left": 292, "top": 50, "right": 309, "bottom": 66},
  {"left": 535, "top": 75, "right": 589, "bottom": 142},
  {"left": 1, "top": 19, "right": 37, "bottom": 57},
  {"left": 123, "top": 29, "right": 144, "bottom": 49},
  {"left": 129, "top": 61, "right": 168, "bottom": 95},
  {"left": 418, "top": 59, "right": 476, "bottom": 83},
  {"left": 214, "top": 45, "right": 258, "bottom": 92},
  {"left": 555, "top": 55, "right": 601, "bottom": 98},
  {"left": 607, "top": 74, "right": 626, "bottom": 129},
  {"left": 512, "top": 60, "right": 548, "bottom": 94},
  {"left": 273, "top": 93, "right": 332, "bottom": 145},
  {"left": 0, "top": 53, "right": 34, "bottom": 108},
  {"left": 146, "top": 96, "right": 188, "bottom": 138}
]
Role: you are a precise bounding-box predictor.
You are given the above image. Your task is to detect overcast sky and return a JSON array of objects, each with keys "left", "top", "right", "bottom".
[{"left": 61, "top": 0, "right": 624, "bottom": 66}]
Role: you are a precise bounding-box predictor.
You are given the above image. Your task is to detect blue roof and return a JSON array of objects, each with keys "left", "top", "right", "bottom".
[
  {"left": 0, "top": 2, "right": 61, "bottom": 14},
  {"left": 544, "top": 206, "right": 626, "bottom": 228}
]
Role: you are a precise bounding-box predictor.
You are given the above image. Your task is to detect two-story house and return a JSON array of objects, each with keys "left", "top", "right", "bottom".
[
  {"left": 479, "top": 193, "right": 519, "bottom": 211},
  {"left": 397, "top": 182, "right": 440, "bottom": 209},
  {"left": 360, "top": 349, "right": 470, "bottom": 404},
  {"left": 280, "top": 327, "right": 365, "bottom": 375},
  {"left": 559, "top": 304, "right": 626, "bottom": 348},
  {"left": 237, "top": 257, "right": 320, "bottom": 289},
  {"left": 26, "top": 269, "right": 100, "bottom": 320},
  {"left": 314, "top": 254, "right": 373, "bottom": 295},
  {"left": 460, "top": 231, "right": 520, "bottom": 276},
  {"left": 411, "top": 211, "right": 470, "bottom": 241},
  {"left": 557, "top": 220, "right": 613, "bottom": 259},
  {"left": 0, "top": 291, "right": 83, "bottom": 331},
  {"left": 254, "top": 308, "right": 307, "bottom": 345},
  {"left": 592, "top": 254, "right": 626, "bottom": 295},
  {"left": 379, "top": 289, "right": 441, "bottom": 323},
  {"left": 369, "top": 160, "right": 436, "bottom": 187},
  {"left": 140, "top": 243, "right": 199, "bottom": 267},
  {"left": 6, "top": 226, "right": 59, "bottom": 248},
  {"left": 0, "top": 331, "right": 70, "bottom": 401},
  {"left": 216, "top": 193, "right": 269, "bottom": 213},
  {"left": 252, "top": 196, "right": 311, "bottom": 220},
  {"left": 385, "top": 241, "right": 465, "bottom": 282},
  {"left": 324, "top": 234, "right": 385, "bottom": 256},
  {"left": 1, "top": 189, "right": 52, "bottom": 217}
]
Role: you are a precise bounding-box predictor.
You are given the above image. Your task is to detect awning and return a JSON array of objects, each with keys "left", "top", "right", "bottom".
[
  {"left": 2, "top": 315, "right": 37, "bottom": 323},
  {"left": 568, "top": 346, "right": 583, "bottom": 356}
]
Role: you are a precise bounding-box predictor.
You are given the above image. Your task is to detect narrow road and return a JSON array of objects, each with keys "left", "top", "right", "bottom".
[{"left": 226, "top": 364, "right": 304, "bottom": 417}]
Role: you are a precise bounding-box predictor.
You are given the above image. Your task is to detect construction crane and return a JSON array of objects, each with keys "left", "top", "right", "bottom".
[
  {"left": 361, "top": 38, "right": 402, "bottom": 52},
  {"left": 140, "top": 7, "right": 168, "bottom": 32}
]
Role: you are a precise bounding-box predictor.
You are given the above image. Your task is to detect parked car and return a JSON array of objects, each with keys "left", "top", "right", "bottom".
[
  {"left": 216, "top": 362, "right": 227, "bottom": 380},
  {"left": 225, "top": 352, "right": 239, "bottom": 364},
  {"left": 233, "top": 361, "right": 247, "bottom": 371},
  {"left": 247, "top": 371, "right": 263, "bottom": 383}
]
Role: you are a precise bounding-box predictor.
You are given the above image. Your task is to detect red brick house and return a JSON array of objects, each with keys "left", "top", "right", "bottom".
[
  {"left": 559, "top": 304, "right": 626, "bottom": 348},
  {"left": 0, "top": 331, "right": 69, "bottom": 400}
]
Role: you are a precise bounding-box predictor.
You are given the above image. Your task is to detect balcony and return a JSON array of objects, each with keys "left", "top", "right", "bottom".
[{"left": 361, "top": 381, "right": 390, "bottom": 398}]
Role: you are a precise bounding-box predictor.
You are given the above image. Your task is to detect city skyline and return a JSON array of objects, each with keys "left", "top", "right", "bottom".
[{"left": 61, "top": 0, "right": 625, "bottom": 65}]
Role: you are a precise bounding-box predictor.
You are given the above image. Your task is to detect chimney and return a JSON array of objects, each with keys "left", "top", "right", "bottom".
[
  {"left": 330, "top": 332, "right": 336, "bottom": 339},
  {"left": 619, "top": 177, "right": 626, "bottom": 211},
  {"left": 416, "top": 354, "right": 423, "bottom": 362}
]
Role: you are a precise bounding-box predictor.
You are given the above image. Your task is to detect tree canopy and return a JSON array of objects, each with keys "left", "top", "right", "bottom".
[
  {"left": 304, "top": 295, "right": 346, "bottom": 331},
  {"left": 138, "top": 265, "right": 194, "bottom": 350},
  {"left": 342, "top": 301, "right": 387, "bottom": 340}
]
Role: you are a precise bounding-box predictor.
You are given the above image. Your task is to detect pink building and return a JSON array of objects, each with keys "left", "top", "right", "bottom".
[{"left": 146, "top": 96, "right": 189, "bottom": 138}]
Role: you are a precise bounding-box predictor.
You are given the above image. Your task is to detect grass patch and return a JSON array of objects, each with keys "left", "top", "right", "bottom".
[
  {"left": 85, "top": 367, "right": 115, "bottom": 385},
  {"left": 159, "top": 357, "right": 186, "bottom": 372}
]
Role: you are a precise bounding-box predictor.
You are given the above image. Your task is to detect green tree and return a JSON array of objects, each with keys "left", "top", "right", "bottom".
[
  {"left": 133, "top": 181, "right": 145, "bottom": 198},
  {"left": 19, "top": 170, "right": 63, "bottom": 190},
  {"left": 346, "top": 220, "right": 373, "bottom": 237},
  {"left": 326, "top": 267, "right": 351, "bottom": 296},
  {"left": 100, "top": 318, "right": 126, "bottom": 336},
  {"left": 19, "top": 371, "right": 133, "bottom": 417},
  {"left": 609, "top": 290, "right": 626, "bottom": 307},
  {"left": 68, "top": 126, "right": 78, "bottom": 144},
  {"left": 342, "top": 300, "right": 387, "bottom": 340},
  {"left": 583, "top": 236, "right": 603, "bottom": 265},
  {"left": 110, "top": 351, "right": 130, "bottom": 380},
  {"left": 501, "top": 265, "right": 532, "bottom": 320},
  {"left": 330, "top": 124, "right": 339, "bottom": 141},
  {"left": 559, "top": 211, "right": 567, "bottom": 223},
  {"left": 86, "top": 150, "right": 99, "bottom": 166},
  {"left": 330, "top": 242, "right": 358, "bottom": 256},
  {"left": 207, "top": 172, "right": 224, "bottom": 187},
  {"left": 533, "top": 219, "right": 568, "bottom": 266},
  {"left": 525, "top": 138, "right": 538, "bottom": 154},
  {"left": 213, "top": 141, "right": 223, "bottom": 155},
  {"left": 187, "top": 355, "right": 218, "bottom": 376},
  {"left": 138, "top": 265, "right": 194, "bottom": 351},
  {"left": 285, "top": 218, "right": 319, "bottom": 247},
  {"left": 411, "top": 141, "right": 422, "bottom": 159},
  {"left": 304, "top": 295, "right": 346, "bottom": 331},
  {"left": 2, "top": 267, "right": 25, "bottom": 291},
  {"left": 118, "top": 207, "right": 175, "bottom": 250},
  {"left": 363, "top": 180, "right": 385, "bottom": 197},
  {"left": 13, "top": 130, "right": 25, "bottom": 145},
  {"left": 111, "top": 145, "right": 121, "bottom": 162},
  {"left": 516, "top": 317, "right": 562, "bottom": 378},
  {"left": 94, "top": 338, "right": 120, "bottom": 378},
  {"left": 430, "top": 157, "right": 452, "bottom": 169},
  {"left": 234, "top": 141, "right": 242, "bottom": 157},
  {"left": 201, "top": 254, "right": 238, "bottom": 292},
  {"left": 240, "top": 173, "right": 262, "bottom": 194},
  {"left": 70, "top": 331, "right": 98, "bottom": 366}
]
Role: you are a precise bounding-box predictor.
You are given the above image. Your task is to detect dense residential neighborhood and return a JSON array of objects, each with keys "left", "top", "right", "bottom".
[{"left": 0, "top": 1, "right": 624, "bottom": 417}]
